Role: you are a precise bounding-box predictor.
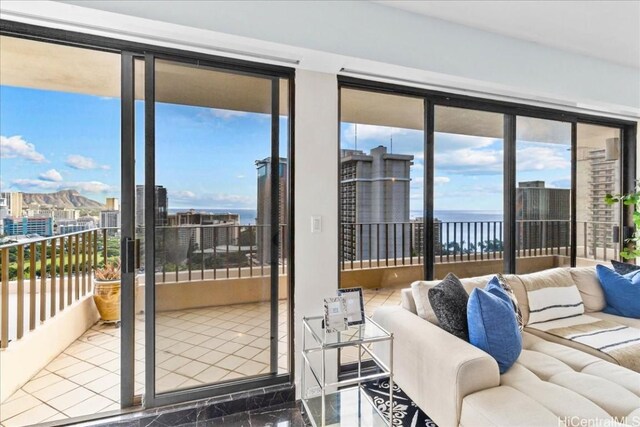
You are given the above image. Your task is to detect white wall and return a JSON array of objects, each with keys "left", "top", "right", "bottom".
[
  {"left": 293, "top": 70, "right": 339, "bottom": 396},
  {"left": 2, "top": 1, "right": 638, "bottom": 117},
  {"left": 54, "top": 0, "right": 640, "bottom": 114}
]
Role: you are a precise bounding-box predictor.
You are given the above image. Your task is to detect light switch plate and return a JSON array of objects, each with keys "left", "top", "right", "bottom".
[{"left": 311, "top": 216, "right": 322, "bottom": 233}]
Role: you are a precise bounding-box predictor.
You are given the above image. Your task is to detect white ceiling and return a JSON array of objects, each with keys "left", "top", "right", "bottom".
[{"left": 375, "top": 0, "right": 640, "bottom": 69}]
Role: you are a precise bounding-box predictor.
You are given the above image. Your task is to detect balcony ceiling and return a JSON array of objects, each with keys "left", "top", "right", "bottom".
[
  {"left": 375, "top": 1, "right": 640, "bottom": 70},
  {"left": 0, "top": 36, "right": 288, "bottom": 115},
  {"left": 1, "top": 36, "right": 620, "bottom": 147},
  {"left": 340, "top": 88, "right": 617, "bottom": 146}
]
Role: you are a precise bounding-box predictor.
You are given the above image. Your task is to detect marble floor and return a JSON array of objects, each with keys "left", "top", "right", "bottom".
[{"left": 0, "top": 287, "right": 402, "bottom": 427}]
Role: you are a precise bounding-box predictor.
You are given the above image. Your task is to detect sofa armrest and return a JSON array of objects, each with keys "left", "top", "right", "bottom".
[{"left": 373, "top": 306, "right": 500, "bottom": 427}]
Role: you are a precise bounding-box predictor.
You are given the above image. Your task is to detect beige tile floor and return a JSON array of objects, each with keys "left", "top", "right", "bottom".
[{"left": 0, "top": 288, "right": 402, "bottom": 427}]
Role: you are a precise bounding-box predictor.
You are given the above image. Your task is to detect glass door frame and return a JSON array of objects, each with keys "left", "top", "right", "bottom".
[
  {"left": 136, "top": 53, "right": 293, "bottom": 408},
  {"left": 336, "top": 76, "right": 637, "bottom": 282},
  {"left": 2, "top": 18, "right": 296, "bottom": 418}
]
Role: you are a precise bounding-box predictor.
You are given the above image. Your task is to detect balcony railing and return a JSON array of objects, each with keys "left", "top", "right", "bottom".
[
  {"left": 340, "top": 220, "right": 620, "bottom": 270},
  {"left": 0, "top": 220, "right": 616, "bottom": 348},
  {"left": 0, "top": 228, "right": 114, "bottom": 349},
  {"left": 153, "top": 224, "right": 289, "bottom": 283}
]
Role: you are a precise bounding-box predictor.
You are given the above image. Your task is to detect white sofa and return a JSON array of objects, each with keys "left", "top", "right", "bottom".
[{"left": 373, "top": 267, "right": 640, "bottom": 427}]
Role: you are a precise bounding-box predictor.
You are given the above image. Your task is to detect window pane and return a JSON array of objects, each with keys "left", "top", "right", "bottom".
[
  {"left": 339, "top": 88, "right": 423, "bottom": 365},
  {"left": 152, "top": 59, "right": 289, "bottom": 393},
  {"left": 0, "top": 35, "right": 122, "bottom": 422},
  {"left": 515, "top": 116, "right": 572, "bottom": 273},
  {"left": 576, "top": 124, "right": 622, "bottom": 263},
  {"left": 434, "top": 106, "right": 504, "bottom": 273}
]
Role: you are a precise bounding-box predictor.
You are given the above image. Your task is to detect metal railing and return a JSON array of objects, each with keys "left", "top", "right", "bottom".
[
  {"left": 0, "top": 228, "right": 113, "bottom": 348},
  {"left": 340, "top": 220, "right": 620, "bottom": 270},
  {"left": 153, "top": 224, "right": 289, "bottom": 283}
]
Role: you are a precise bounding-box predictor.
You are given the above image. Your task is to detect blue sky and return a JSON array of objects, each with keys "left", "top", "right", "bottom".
[
  {"left": 1, "top": 85, "right": 570, "bottom": 212},
  {"left": 340, "top": 122, "right": 571, "bottom": 213},
  {"left": 1, "top": 86, "right": 287, "bottom": 210}
]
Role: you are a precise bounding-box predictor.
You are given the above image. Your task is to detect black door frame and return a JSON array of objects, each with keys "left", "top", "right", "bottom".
[
  {"left": 0, "top": 19, "right": 296, "bottom": 413},
  {"left": 139, "top": 53, "right": 290, "bottom": 408},
  {"left": 337, "top": 76, "right": 637, "bottom": 283}
]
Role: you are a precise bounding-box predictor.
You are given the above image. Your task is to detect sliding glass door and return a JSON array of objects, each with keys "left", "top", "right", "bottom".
[{"left": 120, "top": 54, "right": 291, "bottom": 407}]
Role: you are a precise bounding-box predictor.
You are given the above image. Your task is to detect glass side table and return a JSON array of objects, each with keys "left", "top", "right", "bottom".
[{"left": 301, "top": 315, "right": 394, "bottom": 427}]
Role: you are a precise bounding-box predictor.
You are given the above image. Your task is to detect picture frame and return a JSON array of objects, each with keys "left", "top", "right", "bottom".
[
  {"left": 324, "top": 296, "right": 348, "bottom": 333},
  {"left": 338, "top": 287, "right": 365, "bottom": 326}
]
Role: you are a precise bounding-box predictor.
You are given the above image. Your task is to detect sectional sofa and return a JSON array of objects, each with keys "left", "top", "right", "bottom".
[{"left": 373, "top": 267, "right": 640, "bottom": 427}]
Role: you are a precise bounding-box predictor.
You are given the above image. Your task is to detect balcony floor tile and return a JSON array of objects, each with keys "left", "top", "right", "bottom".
[{"left": 2, "top": 288, "right": 402, "bottom": 426}]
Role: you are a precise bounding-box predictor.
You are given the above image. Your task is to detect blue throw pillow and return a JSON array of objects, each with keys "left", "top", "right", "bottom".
[
  {"left": 467, "top": 277, "right": 522, "bottom": 374},
  {"left": 595, "top": 265, "right": 640, "bottom": 318}
]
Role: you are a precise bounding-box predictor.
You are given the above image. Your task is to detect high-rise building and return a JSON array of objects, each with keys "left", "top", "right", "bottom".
[
  {"left": 516, "top": 180, "right": 570, "bottom": 251},
  {"left": 341, "top": 146, "right": 413, "bottom": 261},
  {"left": 135, "top": 185, "right": 168, "bottom": 229},
  {"left": 0, "top": 192, "right": 23, "bottom": 217},
  {"left": 106, "top": 197, "right": 119, "bottom": 211},
  {"left": 411, "top": 217, "right": 442, "bottom": 257},
  {"left": 586, "top": 143, "right": 620, "bottom": 256},
  {"left": 57, "top": 219, "right": 95, "bottom": 234},
  {"left": 256, "top": 157, "right": 287, "bottom": 265},
  {"left": 100, "top": 210, "right": 121, "bottom": 235},
  {"left": 167, "top": 210, "right": 240, "bottom": 250},
  {"left": 3, "top": 217, "right": 53, "bottom": 237}
]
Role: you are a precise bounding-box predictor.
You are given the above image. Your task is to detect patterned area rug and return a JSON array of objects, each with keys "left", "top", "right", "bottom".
[{"left": 362, "top": 379, "right": 438, "bottom": 427}]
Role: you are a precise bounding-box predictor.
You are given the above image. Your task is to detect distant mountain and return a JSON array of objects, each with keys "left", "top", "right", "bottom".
[{"left": 22, "top": 190, "right": 104, "bottom": 209}]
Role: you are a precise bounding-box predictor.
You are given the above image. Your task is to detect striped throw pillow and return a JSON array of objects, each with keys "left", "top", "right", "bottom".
[{"left": 526, "top": 277, "right": 584, "bottom": 326}]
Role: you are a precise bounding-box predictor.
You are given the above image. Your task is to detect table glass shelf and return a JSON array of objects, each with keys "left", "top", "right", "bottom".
[{"left": 301, "top": 316, "right": 394, "bottom": 427}]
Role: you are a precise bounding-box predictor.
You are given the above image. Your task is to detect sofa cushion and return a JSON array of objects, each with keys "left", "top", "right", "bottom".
[
  {"left": 460, "top": 386, "right": 563, "bottom": 427},
  {"left": 468, "top": 280, "right": 522, "bottom": 373},
  {"left": 569, "top": 267, "right": 606, "bottom": 312},
  {"left": 590, "top": 311, "right": 640, "bottom": 329},
  {"left": 519, "top": 268, "right": 584, "bottom": 325},
  {"left": 410, "top": 281, "right": 439, "bottom": 324},
  {"left": 501, "top": 364, "right": 612, "bottom": 422},
  {"left": 400, "top": 288, "right": 417, "bottom": 314},
  {"left": 596, "top": 265, "right": 640, "bottom": 318},
  {"left": 525, "top": 313, "right": 640, "bottom": 372},
  {"left": 549, "top": 371, "right": 639, "bottom": 419},
  {"left": 512, "top": 334, "right": 640, "bottom": 422},
  {"left": 428, "top": 273, "right": 469, "bottom": 341}
]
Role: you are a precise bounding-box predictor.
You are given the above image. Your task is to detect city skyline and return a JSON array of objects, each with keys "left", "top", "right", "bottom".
[{"left": 2, "top": 85, "right": 571, "bottom": 213}]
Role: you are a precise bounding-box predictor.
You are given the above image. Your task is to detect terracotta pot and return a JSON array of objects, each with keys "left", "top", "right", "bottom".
[{"left": 93, "top": 279, "right": 121, "bottom": 321}]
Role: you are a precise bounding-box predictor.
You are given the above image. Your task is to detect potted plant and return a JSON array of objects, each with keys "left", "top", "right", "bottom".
[
  {"left": 605, "top": 183, "right": 640, "bottom": 260},
  {"left": 93, "top": 261, "right": 121, "bottom": 322}
]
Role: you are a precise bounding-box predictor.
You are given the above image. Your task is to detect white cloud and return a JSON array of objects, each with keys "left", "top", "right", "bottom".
[
  {"left": 12, "top": 178, "right": 111, "bottom": 194},
  {"left": 435, "top": 134, "right": 496, "bottom": 152},
  {"left": 65, "top": 154, "right": 110, "bottom": 170},
  {"left": 169, "top": 189, "right": 253, "bottom": 208},
  {"left": 209, "top": 109, "right": 249, "bottom": 120},
  {"left": 516, "top": 145, "right": 570, "bottom": 171},
  {"left": 236, "top": 175, "right": 245, "bottom": 179},
  {"left": 0, "top": 135, "right": 46, "bottom": 163},
  {"left": 435, "top": 176, "right": 450, "bottom": 185},
  {"left": 39, "top": 169, "right": 63, "bottom": 182},
  {"left": 344, "top": 124, "right": 417, "bottom": 142},
  {"left": 436, "top": 148, "right": 503, "bottom": 174}
]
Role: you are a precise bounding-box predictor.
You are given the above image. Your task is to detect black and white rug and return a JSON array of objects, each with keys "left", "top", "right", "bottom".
[{"left": 362, "top": 379, "right": 438, "bottom": 427}]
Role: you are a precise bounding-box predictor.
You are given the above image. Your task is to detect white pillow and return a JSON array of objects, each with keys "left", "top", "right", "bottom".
[
  {"left": 527, "top": 284, "right": 584, "bottom": 325},
  {"left": 410, "top": 281, "right": 440, "bottom": 325}
]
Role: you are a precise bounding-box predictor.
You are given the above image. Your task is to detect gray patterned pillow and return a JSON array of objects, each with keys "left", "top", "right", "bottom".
[
  {"left": 428, "top": 273, "right": 469, "bottom": 341},
  {"left": 611, "top": 260, "right": 640, "bottom": 276},
  {"left": 496, "top": 273, "right": 524, "bottom": 331}
]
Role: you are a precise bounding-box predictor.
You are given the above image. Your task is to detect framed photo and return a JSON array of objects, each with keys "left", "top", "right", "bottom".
[
  {"left": 324, "top": 296, "right": 348, "bottom": 333},
  {"left": 338, "top": 287, "right": 365, "bottom": 326}
]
